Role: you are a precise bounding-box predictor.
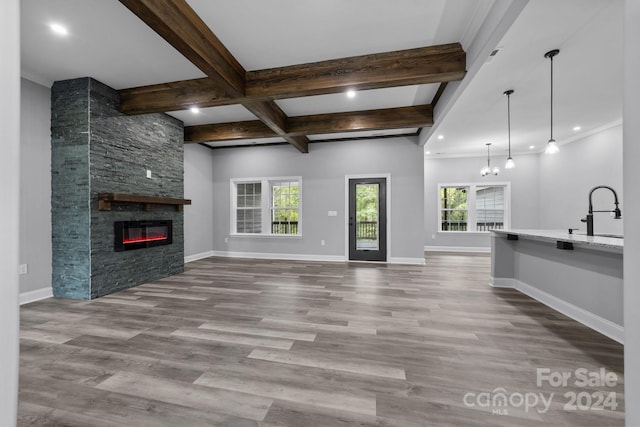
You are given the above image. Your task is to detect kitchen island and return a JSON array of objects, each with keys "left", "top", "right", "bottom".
[{"left": 491, "top": 229, "right": 623, "bottom": 343}]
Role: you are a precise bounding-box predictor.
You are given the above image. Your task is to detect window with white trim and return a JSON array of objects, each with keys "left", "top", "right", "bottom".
[
  {"left": 231, "top": 177, "right": 301, "bottom": 236},
  {"left": 438, "top": 183, "right": 510, "bottom": 232}
]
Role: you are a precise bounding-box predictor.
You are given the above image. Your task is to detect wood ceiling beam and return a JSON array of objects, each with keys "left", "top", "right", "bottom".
[
  {"left": 119, "top": 0, "right": 309, "bottom": 153},
  {"left": 287, "top": 105, "right": 433, "bottom": 136},
  {"left": 246, "top": 43, "right": 466, "bottom": 99},
  {"left": 118, "top": 44, "right": 466, "bottom": 115},
  {"left": 118, "top": 0, "right": 245, "bottom": 96},
  {"left": 184, "top": 120, "right": 275, "bottom": 143},
  {"left": 119, "top": 78, "right": 239, "bottom": 115},
  {"left": 184, "top": 105, "right": 432, "bottom": 143},
  {"left": 242, "top": 101, "right": 309, "bottom": 153}
]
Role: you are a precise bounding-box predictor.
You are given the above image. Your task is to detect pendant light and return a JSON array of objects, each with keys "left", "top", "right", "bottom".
[
  {"left": 481, "top": 143, "right": 499, "bottom": 176},
  {"left": 544, "top": 49, "right": 560, "bottom": 154},
  {"left": 504, "top": 89, "right": 515, "bottom": 168}
]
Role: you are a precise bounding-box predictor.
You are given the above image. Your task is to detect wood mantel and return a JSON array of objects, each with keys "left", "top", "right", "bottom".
[{"left": 98, "top": 193, "right": 192, "bottom": 212}]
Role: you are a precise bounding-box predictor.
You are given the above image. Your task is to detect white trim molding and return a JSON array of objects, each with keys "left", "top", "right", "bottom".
[
  {"left": 208, "top": 251, "right": 425, "bottom": 266},
  {"left": 389, "top": 257, "right": 426, "bottom": 265},
  {"left": 488, "top": 276, "right": 516, "bottom": 288},
  {"left": 211, "top": 251, "right": 346, "bottom": 263},
  {"left": 490, "top": 277, "right": 624, "bottom": 344},
  {"left": 185, "top": 251, "right": 216, "bottom": 263},
  {"left": 425, "top": 246, "right": 491, "bottom": 253},
  {"left": 20, "top": 287, "right": 53, "bottom": 305}
]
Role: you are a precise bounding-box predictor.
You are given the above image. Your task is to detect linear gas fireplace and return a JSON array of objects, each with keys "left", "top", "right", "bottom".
[{"left": 114, "top": 220, "right": 173, "bottom": 252}]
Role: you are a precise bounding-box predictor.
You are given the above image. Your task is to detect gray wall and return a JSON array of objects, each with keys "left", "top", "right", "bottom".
[
  {"left": 0, "top": 0, "right": 20, "bottom": 421},
  {"left": 209, "top": 137, "right": 425, "bottom": 261},
  {"left": 184, "top": 144, "right": 215, "bottom": 258},
  {"left": 624, "top": 0, "right": 640, "bottom": 423},
  {"left": 538, "top": 124, "right": 623, "bottom": 235},
  {"left": 424, "top": 153, "right": 539, "bottom": 249},
  {"left": 424, "top": 124, "right": 623, "bottom": 249},
  {"left": 20, "top": 78, "right": 52, "bottom": 294}
]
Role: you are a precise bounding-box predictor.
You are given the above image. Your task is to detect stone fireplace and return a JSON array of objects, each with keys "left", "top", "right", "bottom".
[{"left": 51, "top": 77, "right": 185, "bottom": 299}]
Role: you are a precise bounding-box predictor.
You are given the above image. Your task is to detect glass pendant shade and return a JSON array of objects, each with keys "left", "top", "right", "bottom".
[
  {"left": 505, "top": 157, "right": 515, "bottom": 169},
  {"left": 504, "top": 89, "right": 515, "bottom": 169},
  {"left": 545, "top": 138, "right": 559, "bottom": 154},
  {"left": 545, "top": 50, "right": 560, "bottom": 154}
]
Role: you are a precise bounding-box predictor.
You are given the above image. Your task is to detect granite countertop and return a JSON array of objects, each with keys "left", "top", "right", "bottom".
[{"left": 493, "top": 229, "right": 624, "bottom": 251}]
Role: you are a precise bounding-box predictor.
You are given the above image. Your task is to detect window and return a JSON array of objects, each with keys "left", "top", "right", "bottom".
[
  {"left": 231, "top": 177, "right": 301, "bottom": 236},
  {"left": 438, "top": 183, "right": 510, "bottom": 232},
  {"left": 236, "top": 182, "right": 262, "bottom": 233},
  {"left": 476, "top": 185, "right": 505, "bottom": 231},
  {"left": 440, "top": 186, "right": 468, "bottom": 231},
  {"left": 271, "top": 180, "right": 300, "bottom": 235}
]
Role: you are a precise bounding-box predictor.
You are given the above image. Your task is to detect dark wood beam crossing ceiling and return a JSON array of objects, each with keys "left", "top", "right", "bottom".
[
  {"left": 119, "top": 44, "right": 466, "bottom": 114},
  {"left": 242, "top": 100, "right": 310, "bottom": 153},
  {"left": 119, "top": 0, "right": 308, "bottom": 152},
  {"left": 118, "top": 0, "right": 466, "bottom": 151},
  {"left": 118, "top": 0, "right": 244, "bottom": 97},
  {"left": 185, "top": 105, "right": 433, "bottom": 143},
  {"left": 245, "top": 44, "right": 465, "bottom": 99}
]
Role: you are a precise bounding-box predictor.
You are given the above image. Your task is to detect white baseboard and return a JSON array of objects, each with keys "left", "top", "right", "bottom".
[
  {"left": 185, "top": 250, "right": 216, "bottom": 263},
  {"left": 389, "top": 257, "right": 426, "bottom": 265},
  {"left": 424, "top": 246, "right": 491, "bottom": 253},
  {"left": 207, "top": 251, "right": 425, "bottom": 265},
  {"left": 20, "top": 287, "right": 53, "bottom": 305},
  {"left": 210, "top": 251, "right": 346, "bottom": 263},
  {"left": 490, "top": 277, "right": 624, "bottom": 344},
  {"left": 489, "top": 276, "right": 516, "bottom": 288}
]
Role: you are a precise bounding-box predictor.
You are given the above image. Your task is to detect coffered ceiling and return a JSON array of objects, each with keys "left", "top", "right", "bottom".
[
  {"left": 20, "top": 1, "right": 623, "bottom": 156},
  {"left": 20, "top": 0, "right": 495, "bottom": 152}
]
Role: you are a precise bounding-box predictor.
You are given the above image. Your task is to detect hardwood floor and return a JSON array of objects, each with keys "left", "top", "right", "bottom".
[{"left": 18, "top": 253, "right": 624, "bottom": 426}]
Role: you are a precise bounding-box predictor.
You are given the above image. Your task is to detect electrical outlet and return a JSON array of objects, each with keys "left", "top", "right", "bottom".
[
  {"left": 431, "top": 234, "right": 436, "bottom": 240},
  {"left": 146, "top": 169, "right": 152, "bottom": 179},
  {"left": 321, "top": 240, "right": 325, "bottom": 246},
  {"left": 224, "top": 237, "right": 229, "bottom": 243},
  {"left": 19, "top": 264, "right": 28, "bottom": 275}
]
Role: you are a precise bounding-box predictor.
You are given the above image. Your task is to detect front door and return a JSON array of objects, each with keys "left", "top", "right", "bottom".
[{"left": 348, "top": 178, "right": 387, "bottom": 261}]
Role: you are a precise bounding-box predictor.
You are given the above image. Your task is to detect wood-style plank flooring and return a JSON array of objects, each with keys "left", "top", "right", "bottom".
[{"left": 18, "top": 254, "right": 624, "bottom": 426}]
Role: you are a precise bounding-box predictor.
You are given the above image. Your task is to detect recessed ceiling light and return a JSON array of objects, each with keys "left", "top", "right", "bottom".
[
  {"left": 190, "top": 107, "right": 200, "bottom": 114},
  {"left": 529, "top": 145, "right": 535, "bottom": 149},
  {"left": 437, "top": 135, "right": 444, "bottom": 140},
  {"left": 49, "top": 23, "right": 69, "bottom": 36},
  {"left": 346, "top": 90, "right": 356, "bottom": 99},
  {"left": 573, "top": 126, "right": 581, "bottom": 131}
]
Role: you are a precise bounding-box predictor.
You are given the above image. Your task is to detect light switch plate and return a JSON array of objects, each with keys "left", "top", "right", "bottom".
[
  {"left": 146, "top": 169, "right": 152, "bottom": 179},
  {"left": 328, "top": 211, "right": 338, "bottom": 217}
]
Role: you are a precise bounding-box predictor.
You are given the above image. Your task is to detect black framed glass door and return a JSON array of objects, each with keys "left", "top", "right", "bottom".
[{"left": 348, "top": 178, "right": 387, "bottom": 261}]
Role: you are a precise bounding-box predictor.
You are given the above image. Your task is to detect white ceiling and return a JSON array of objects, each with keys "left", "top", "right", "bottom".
[
  {"left": 20, "top": 0, "right": 623, "bottom": 154},
  {"left": 20, "top": 0, "right": 205, "bottom": 88},
  {"left": 424, "top": 0, "right": 624, "bottom": 158}
]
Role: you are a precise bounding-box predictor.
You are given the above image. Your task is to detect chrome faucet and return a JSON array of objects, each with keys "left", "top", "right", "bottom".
[{"left": 581, "top": 185, "right": 622, "bottom": 236}]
